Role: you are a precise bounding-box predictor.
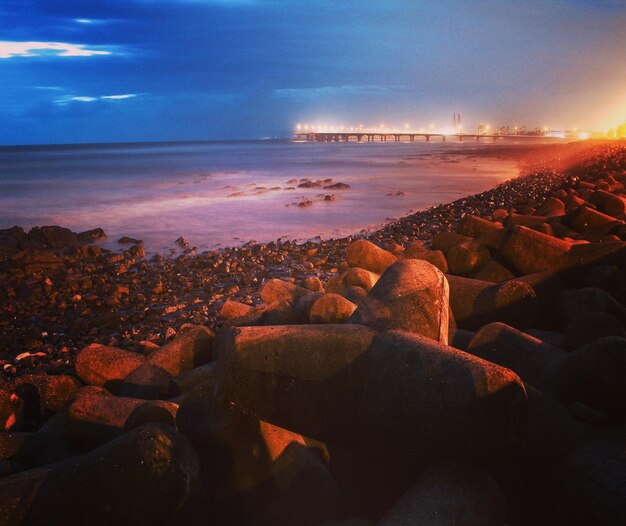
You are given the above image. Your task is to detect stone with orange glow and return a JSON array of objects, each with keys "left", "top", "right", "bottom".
[
  {"left": 309, "top": 293, "right": 357, "bottom": 324},
  {"left": 75, "top": 343, "right": 145, "bottom": 389},
  {"left": 500, "top": 225, "right": 572, "bottom": 274},
  {"left": 261, "top": 278, "right": 311, "bottom": 305},
  {"left": 326, "top": 267, "right": 380, "bottom": 294},
  {"left": 446, "top": 274, "right": 537, "bottom": 330},
  {"left": 349, "top": 259, "right": 449, "bottom": 343},
  {"left": 402, "top": 242, "right": 449, "bottom": 273},
  {"left": 345, "top": 239, "right": 397, "bottom": 274},
  {"left": 446, "top": 240, "right": 491, "bottom": 276},
  {"left": 216, "top": 326, "right": 526, "bottom": 460},
  {"left": 11, "top": 374, "right": 80, "bottom": 414},
  {"left": 146, "top": 323, "right": 214, "bottom": 376},
  {"left": 215, "top": 324, "right": 377, "bottom": 443},
  {"left": 457, "top": 214, "right": 503, "bottom": 237}
]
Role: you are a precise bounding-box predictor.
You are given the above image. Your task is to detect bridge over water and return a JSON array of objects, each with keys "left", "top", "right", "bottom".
[{"left": 295, "top": 132, "right": 559, "bottom": 142}]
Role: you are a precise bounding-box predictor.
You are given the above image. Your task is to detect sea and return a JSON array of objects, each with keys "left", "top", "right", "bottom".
[{"left": 0, "top": 139, "right": 546, "bottom": 254}]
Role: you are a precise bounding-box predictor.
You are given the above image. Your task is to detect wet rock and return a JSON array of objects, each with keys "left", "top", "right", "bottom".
[
  {"left": 76, "top": 228, "right": 106, "bottom": 243},
  {"left": 118, "top": 236, "right": 143, "bottom": 244},
  {"left": 27, "top": 225, "right": 77, "bottom": 249},
  {"left": 324, "top": 183, "right": 350, "bottom": 190}
]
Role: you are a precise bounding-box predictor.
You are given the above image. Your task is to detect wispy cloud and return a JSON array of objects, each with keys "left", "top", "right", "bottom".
[
  {"left": 74, "top": 18, "right": 106, "bottom": 25},
  {"left": 101, "top": 94, "right": 137, "bottom": 100},
  {"left": 0, "top": 41, "right": 113, "bottom": 59},
  {"left": 55, "top": 93, "right": 139, "bottom": 105}
]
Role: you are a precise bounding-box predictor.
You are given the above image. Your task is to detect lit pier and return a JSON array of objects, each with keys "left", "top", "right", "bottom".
[{"left": 294, "top": 131, "right": 562, "bottom": 142}]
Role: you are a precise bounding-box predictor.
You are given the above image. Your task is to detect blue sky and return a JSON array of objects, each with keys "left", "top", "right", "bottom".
[{"left": 1, "top": 0, "right": 625, "bottom": 144}]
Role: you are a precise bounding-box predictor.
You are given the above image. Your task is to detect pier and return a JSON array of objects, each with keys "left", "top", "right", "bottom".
[{"left": 295, "top": 132, "right": 560, "bottom": 142}]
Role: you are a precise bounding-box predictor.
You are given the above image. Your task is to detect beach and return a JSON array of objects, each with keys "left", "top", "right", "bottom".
[
  {"left": 0, "top": 139, "right": 609, "bottom": 376},
  {"left": 1, "top": 139, "right": 625, "bottom": 525}
]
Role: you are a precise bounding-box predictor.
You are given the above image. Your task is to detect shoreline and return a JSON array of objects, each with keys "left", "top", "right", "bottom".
[
  {"left": 0, "top": 139, "right": 615, "bottom": 379},
  {"left": 0, "top": 139, "right": 560, "bottom": 255}
]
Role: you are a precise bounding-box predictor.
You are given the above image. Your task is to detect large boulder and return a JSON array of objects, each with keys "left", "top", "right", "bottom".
[
  {"left": 146, "top": 324, "right": 214, "bottom": 376},
  {"left": 345, "top": 240, "right": 397, "bottom": 274},
  {"left": 75, "top": 344, "right": 145, "bottom": 389},
  {"left": 216, "top": 327, "right": 527, "bottom": 462},
  {"left": 349, "top": 260, "right": 449, "bottom": 343}
]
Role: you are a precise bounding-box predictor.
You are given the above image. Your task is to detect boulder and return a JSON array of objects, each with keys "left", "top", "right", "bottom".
[
  {"left": 535, "top": 197, "right": 566, "bottom": 218},
  {"left": 146, "top": 324, "right": 214, "bottom": 376},
  {"left": 326, "top": 267, "right": 380, "bottom": 294},
  {"left": 500, "top": 226, "right": 572, "bottom": 274},
  {"left": 27, "top": 225, "right": 77, "bottom": 248},
  {"left": 349, "top": 260, "right": 449, "bottom": 343},
  {"left": 119, "top": 363, "right": 175, "bottom": 400},
  {"left": 431, "top": 232, "right": 472, "bottom": 253},
  {"left": 216, "top": 327, "right": 527, "bottom": 461},
  {"left": 446, "top": 241, "right": 491, "bottom": 276},
  {"left": 446, "top": 275, "right": 537, "bottom": 331},
  {"left": 261, "top": 279, "right": 311, "bottom": 305},
  {"left": 564, "top": 312, "right": 625, "bottom": 352},
  {"left": 11, "top": 374, "right": 80, "bottom": 413},
  {"left": 402, "top": 244, "right": 448, "bottom": 273},
  {"left": 219, "top": 299, "right": 255, "bottom": 320},
  {"left": 457, "top": 214, "right": 503, "bottom": 237},
  {"left": 346, "top": 240, "right": 397, "bottom": 274},
  {"left": 309, "top": 293, "right": 357, "bottom": 324},
  {"left": 554, "top": 287, "right": 626, "bottom": 329},
  {"left": 75, "top": 344, "right": 145, "bottom": 389},
  {"left": 0, "top": 424, "right": 202, "bottom": 526},
  {"left": 76, "top": 228, "right": 106, "bottom": 243},
  {"left": 540, "top": 336, "right": 626, "bottom": 418},
  {"left": 215, "top": 324, "right": 377, "bottom": 445},
  {"left": 378, "top": 463, "right": 506, "bottom": 526},
  {"left": 472, "top": 260, "right": 516, "bottom": 283},
  {"left": 467, "top": 322, "right": 565, "bottom": 386}
]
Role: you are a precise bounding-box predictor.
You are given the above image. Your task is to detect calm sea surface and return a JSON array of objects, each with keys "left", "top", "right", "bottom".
[{"left": 0, "top": 139, "right": 541, "bottom": 253}]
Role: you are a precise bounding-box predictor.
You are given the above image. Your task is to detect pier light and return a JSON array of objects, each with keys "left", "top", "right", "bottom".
[{"left": 296, "top": 123, "right": 302, "bottom": 131}]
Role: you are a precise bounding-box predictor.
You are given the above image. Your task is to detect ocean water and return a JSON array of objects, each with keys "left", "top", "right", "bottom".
[{"left": 0, "top": 139, "right": 535, "bottom": 253}]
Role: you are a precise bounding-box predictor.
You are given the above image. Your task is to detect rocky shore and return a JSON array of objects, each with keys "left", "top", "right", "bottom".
[{"left": 1, "top": 140, "right": 625, "bottom": 525}]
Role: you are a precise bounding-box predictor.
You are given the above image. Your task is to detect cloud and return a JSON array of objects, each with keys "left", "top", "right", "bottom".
[
  {"left": 55, "top": 93, "right": 139, "bottom": 105},
  {"left": 101, "top": 94, "right": 137, "bottom": 100},
  {"left": 0, "top": 41, "right": 112, "bottom": 59}
]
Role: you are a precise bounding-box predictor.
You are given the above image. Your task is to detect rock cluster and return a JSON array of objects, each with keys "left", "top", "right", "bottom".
[{"left": 1, "top": 141, "right": 626, "bottom": 524}]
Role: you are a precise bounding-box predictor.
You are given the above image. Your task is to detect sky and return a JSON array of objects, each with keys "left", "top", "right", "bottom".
[{"left": 1, "top": 0, "right": 625, "bottom": 145}]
